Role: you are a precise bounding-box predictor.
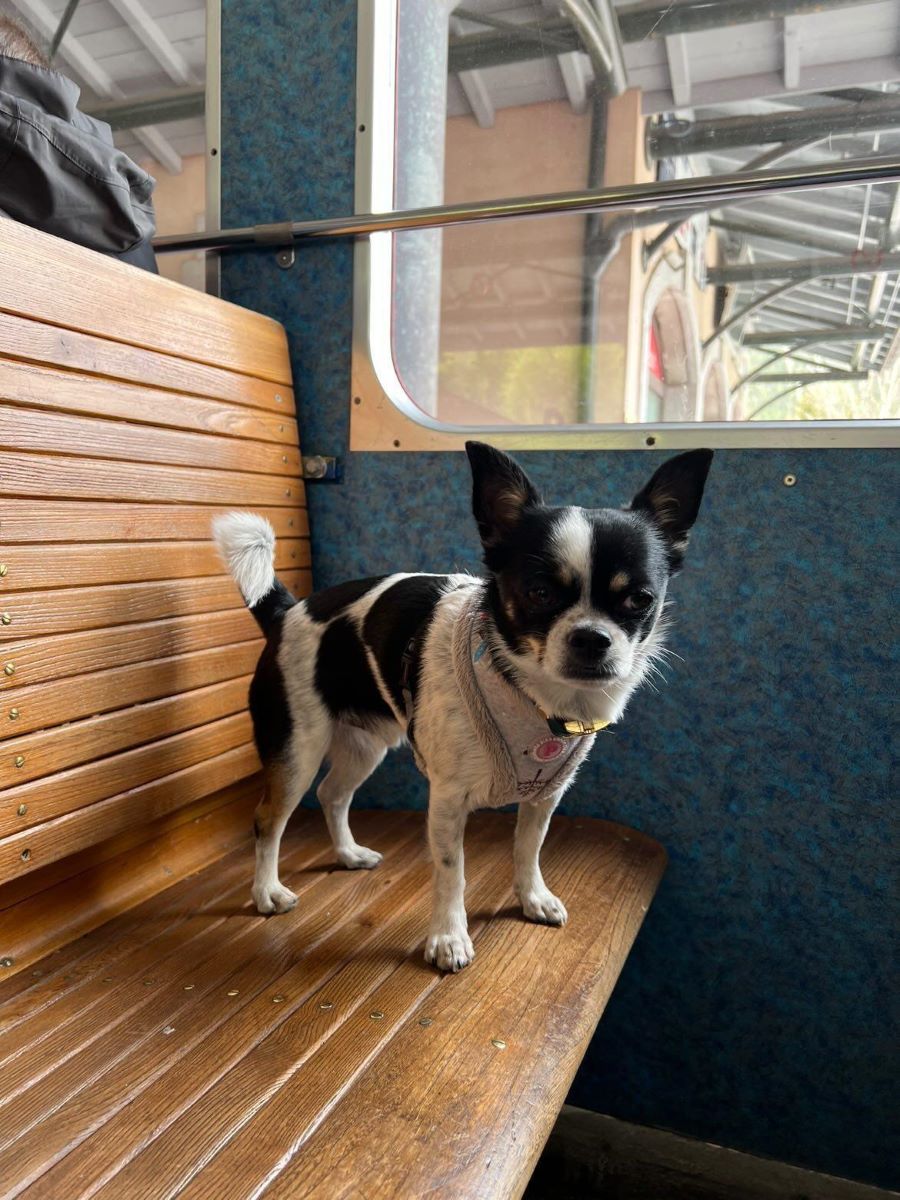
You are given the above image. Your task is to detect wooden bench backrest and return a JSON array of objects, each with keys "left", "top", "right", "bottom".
[{"left": 0, "top": 220, "right": 309, "bottom": 894}]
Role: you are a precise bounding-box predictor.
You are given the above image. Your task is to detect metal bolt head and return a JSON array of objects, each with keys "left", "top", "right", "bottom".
[
  {"left": 15, "top": 756, "right": 25, "bottom": 769},
  {"left": 491, "top": 1038, "right": 507, "bottom": 1050},
  {"left": 0, "top": 956, "right": 13, "bottom": 968},
  {"left": 0, "top": 564, "right": 7, "bottom": 577},
  {"left": 783, "top": 473, "right": 797, "bottom": 487},
  {"left": 9, "top": 708, "right": 19, "bottom": 720},
  {"left": 1, "top": 613, "right": 10, "bottom": 625},
  {"left": 369, "top": 1010, "right": 384, "bottom": 1021},
  {"left": 20, "top": 848, "right": 30, "bottom": 862},
  {"left": 4, "top": 663, "right": 14, "bottom": 676},
  {"left": 318, "top": 1001, "right": 334, "bottom": 1010},
  {"left": 162, "top": 1025, "right": 175, "bottom": 1035},
  {"left": 17, "top": 804, "right": 26, "bottom": 816},
  {"left": 272, "top": 994, "right": 286, "bottom": 1004},
  {"left": 183, "top": 983, "right": 195, "bottom": 991},
  {"left": 227, "top": 989, "right": 239, "bottom": 997},
  {"left": 418, "top": 1017, "right": 433, "bottom": 1027}
]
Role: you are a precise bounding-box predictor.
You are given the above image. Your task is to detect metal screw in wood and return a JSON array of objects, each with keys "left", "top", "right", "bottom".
[
  {"left": 0, "top": 613, "right": 10, "bottom": 625},
  {"left": 0, "top": 565, "right": 7, "bottom": 577},
  {"left": 4, "top": 663, "right": 14, "bottom": 676},
  {"left": 0, "top": 957, "right": 13, "bottom": 968},
  {"left": 17, "top": 804, "right": 26, "bottom": 816},
  {"left": 319, "top": 1001, "right": 334, "bottom": 1010},
  {"left": 491, "top": 1039, "right": 507, "bottom": 1050},
  {"left": 162, "top": 1026, "right": 175, "bottom": 1035},
  {"left": 227, "top": 989, "right": 239, "bottom": 996},
  {"left": 370, "top": 1010, "right": 384, "bottom": 1021},
  {"left": 272, "top": 995, "right": 286, "bottom": 1004},
  {"left": 183, "top": 983, "right": 195, "bottom": 991},
  {"left": 418, "top": 1017, "right": 433, "bottom": 1027},
  {"left": 8, "top": 708, "right": 19, "bottom": 720},
  {"left": 15, "top": 757, "right": 24, "bottom": 769},
  {"left": 20, "top": 849, "right": 30, "bottom": 861}
]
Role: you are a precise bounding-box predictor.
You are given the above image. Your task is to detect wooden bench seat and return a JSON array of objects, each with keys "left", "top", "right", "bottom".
[
  {"left": 0, "top": 219, "right": 666, "bottom": 1198},
  {"left": 0, "top": 809, "right": 664, "bottom": 1200}
]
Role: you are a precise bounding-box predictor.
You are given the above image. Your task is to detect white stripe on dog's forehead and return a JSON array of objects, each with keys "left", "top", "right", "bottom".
[{"left": 552, "top": 508, "right": 592, "bottom": 591}]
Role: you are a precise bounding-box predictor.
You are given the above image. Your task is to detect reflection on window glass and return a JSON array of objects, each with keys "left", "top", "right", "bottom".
[
  {"left": 11, "top": 0, "right": 208, "bottom": 290},
  {"left": 383, "top": 0, "right": 900, "bottom": 425}
]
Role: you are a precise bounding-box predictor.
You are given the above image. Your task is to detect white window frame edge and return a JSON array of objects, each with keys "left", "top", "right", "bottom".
[{"left": 351, "top": 0, "right": 900, "bottom": 451}]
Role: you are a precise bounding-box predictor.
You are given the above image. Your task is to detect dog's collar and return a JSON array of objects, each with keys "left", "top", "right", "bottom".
[{"left": 539, "top": 711, "right": 611, "bottom": 738}]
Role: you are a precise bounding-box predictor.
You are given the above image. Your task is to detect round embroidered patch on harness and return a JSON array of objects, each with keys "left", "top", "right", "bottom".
[{"left": 529, "top": 736, "right": 567, "bottom": 763}]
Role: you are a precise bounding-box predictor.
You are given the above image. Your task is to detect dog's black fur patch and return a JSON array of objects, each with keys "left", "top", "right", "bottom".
[
  {"left": 304, "top": 576, "right": 386, "bottom": 623},
  {"left": 315, "top": 614, "right": 395, "bottom": 724},
  {"left": 249, "top": 579, "right": 297, "bottom": 635},
  {"left": 249, "top": 615, "right": 293, "bottom": 764},
  {"left": 363, "top": 575, "right": 450, "bottom": 713}
]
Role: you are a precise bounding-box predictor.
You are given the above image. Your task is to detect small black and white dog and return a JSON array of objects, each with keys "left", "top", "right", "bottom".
[{"left": 213, "top": 443, "right": 712, "bottom": 972}]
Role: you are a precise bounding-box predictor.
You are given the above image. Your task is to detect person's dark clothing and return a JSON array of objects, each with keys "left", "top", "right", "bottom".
[{"left": 0, "top": 52, "right": 158, "bottom": 271}]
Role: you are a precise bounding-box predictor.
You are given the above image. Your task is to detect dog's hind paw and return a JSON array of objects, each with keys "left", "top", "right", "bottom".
[
  {"left": 520, "top": 889, "right": 568, "bottom": 926},
  {"left": 252, "top": 883, "right": 298, "bottom": 915},
  {"left": 336, "top": 844, "right": 383, "bottom": 870},
  {"left": 424, "top": 929, "right": 475, "bottom": 973}
]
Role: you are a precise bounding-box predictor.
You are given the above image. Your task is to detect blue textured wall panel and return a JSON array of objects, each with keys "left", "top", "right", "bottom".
[{"left": 221, "top": 1, "right": 898, "bottom": 1187}]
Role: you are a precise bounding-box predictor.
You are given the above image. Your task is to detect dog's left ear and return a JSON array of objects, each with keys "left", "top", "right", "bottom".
[
  {"left": 465, "top": 441, "right": 542, "bottom": 548},
  {"left": 630, "top": 449, "right": 713, "bottom": 569}
]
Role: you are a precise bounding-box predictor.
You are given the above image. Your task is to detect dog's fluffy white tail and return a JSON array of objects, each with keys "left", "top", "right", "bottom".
[{"left": 212, "top": 512, "right": 276, "bottom": 608}]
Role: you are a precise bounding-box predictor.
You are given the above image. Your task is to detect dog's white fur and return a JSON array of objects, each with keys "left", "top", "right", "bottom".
[{"left": 211, "top": 511, "right": 276, "bottom": 607}]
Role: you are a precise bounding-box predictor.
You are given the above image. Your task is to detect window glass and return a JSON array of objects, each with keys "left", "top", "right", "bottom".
[{"left": 367, "top": 0, "right": 900, "bottom": 427}]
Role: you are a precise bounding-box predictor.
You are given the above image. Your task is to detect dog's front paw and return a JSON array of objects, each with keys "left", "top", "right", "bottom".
[
  {"left": 520, "top": 888, "right": 568, "bottom": 926},
  {"left": 252, "top": 882, "right": 298, "bottom": 915},
  {"left": 424, "top": 928, "right": 475, "bottom": 973},
  {"left": 336, "top": 844, "right": 383, "bottom": 870}
]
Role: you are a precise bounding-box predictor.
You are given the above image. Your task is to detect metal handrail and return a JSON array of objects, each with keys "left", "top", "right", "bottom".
[{"left": 153, "top": 155, "right": 900, "bottom": 254}]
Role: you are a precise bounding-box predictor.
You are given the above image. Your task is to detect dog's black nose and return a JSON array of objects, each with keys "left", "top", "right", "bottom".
[{"left": 568, "top": 627, "right": 612, "bottom": 660}]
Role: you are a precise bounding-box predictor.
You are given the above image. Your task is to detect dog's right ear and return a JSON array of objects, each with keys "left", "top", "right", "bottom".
[{"left": 465, "top": 442, "right": 542, "bottom": 548}]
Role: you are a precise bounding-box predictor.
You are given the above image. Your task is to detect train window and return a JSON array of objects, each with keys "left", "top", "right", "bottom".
[{"left": 354, "top": 0, "right": 900, "bottom": 446}]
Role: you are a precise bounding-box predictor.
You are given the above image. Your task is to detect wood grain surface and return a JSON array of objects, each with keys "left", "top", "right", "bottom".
[
  {"left": 0, "top": 221, "right": 292, "bottom": 384},
  {"left": 0, "top": 812, "right": 666, "bottom": 1200},
  {"left": 0, "top": 312, "right": 296, "bottom": 413}
]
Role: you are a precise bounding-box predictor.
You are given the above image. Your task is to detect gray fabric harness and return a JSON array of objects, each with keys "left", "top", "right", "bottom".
[{"left": 449, "top": 592, "right": 597, "bottom": 801}]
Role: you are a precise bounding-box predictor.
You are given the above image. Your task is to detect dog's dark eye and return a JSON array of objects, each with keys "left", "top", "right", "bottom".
[
  {"left": 622, "top": 589, "right": 654, "bottom": 613},
  {"left": 526, "top": 583, "right": 553, "bottom": 607}
]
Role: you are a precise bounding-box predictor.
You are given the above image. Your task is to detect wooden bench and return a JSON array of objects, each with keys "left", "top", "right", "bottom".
[{"left": 0, "top": 220, "right": 666, "bottom": 1199}]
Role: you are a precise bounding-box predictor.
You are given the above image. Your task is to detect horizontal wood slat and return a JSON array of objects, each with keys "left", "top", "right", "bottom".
[
  {"left": 0, "top": 570, "right": 311, "bottom": 642},
  {"left": 3, "top": 713, "right": 253, "bottom": 835},
  {"left": 0, "top": 783, "right": 258, "bottom": 976},
  {"left": 0, "top": 609, "right": 261, "bottom": 697},
  {"left": 0, "top": 406, "right": 302, "bottom": 476},
  {"left": 0, "top": 538, "right": 309, "bottom": 592},
  {"left": 3, "top": 677, "right": 252, "bottom": 786},
  {"left": 0, "top": 742, "right": 261, "bottom": 883},
  {"left": 0, "top": 642, "right": 262, "bottom": 740},
  {"left": 0, "top": 451, "right": 304, "bottom": 506},
  {"left": 0, "top": 360, "right": 300, "bottom": 445},
  {"left": 0, "top": 221, "right": 292, "bottom": 384},
  {"left": 0, "top": 500, "right": 308, "bottom": 544},
  {"left": 0, "top": 312, "right": 296, "bottom": 414}
]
